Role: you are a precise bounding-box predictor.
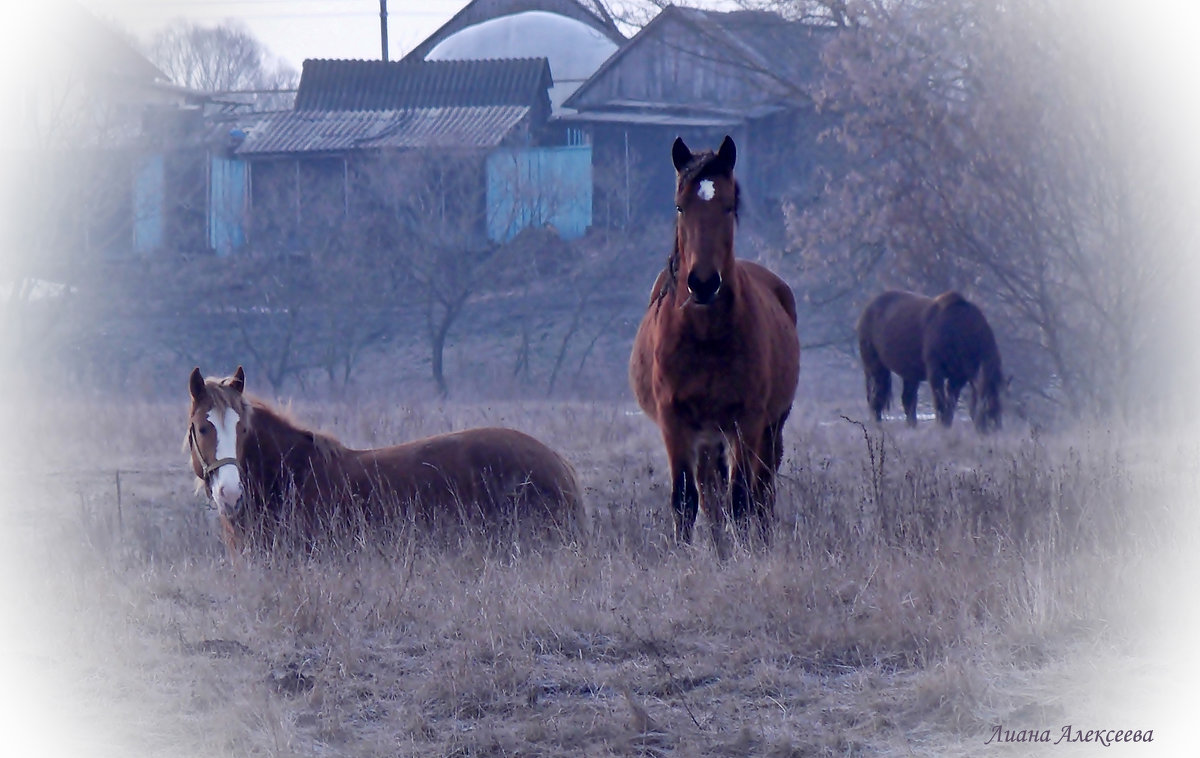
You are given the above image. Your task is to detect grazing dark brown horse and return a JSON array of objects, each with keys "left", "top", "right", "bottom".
[
  {"left": 629, "top": 136, "right": 800, "bottom": 555},
  {"left": 856, "top": 290, "right": 1004, "bottom": 432},
  {"left": 186, "top": 367, "right": 585, "bottom": 555}
]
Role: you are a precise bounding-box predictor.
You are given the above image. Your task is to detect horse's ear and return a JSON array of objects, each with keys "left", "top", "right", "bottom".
[
  {"left": 714, "top": 135, "right": 736, "bottom": 174},
  {"left": 231, "top": 366, "right": 245, "bottom": 394},
  {"left": 189, "top": 367, "right": 206, "bottom": 402},
  {"left": 671, "top": 137, "right": 693, "bottom": 173}
]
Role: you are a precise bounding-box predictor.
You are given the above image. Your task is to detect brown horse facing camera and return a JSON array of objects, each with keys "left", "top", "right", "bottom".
[
  {"left": 186, "top": 367, "right": 585, "bottom": 556},
  {"left": 630, "top": 136, "right": 800, "bottom": 556},
  {"left": 856, "top": 290, "right": 1005, "bottom": 432}
]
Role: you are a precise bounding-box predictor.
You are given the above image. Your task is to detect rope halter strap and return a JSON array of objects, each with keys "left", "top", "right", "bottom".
[
  {"left": 203, "top": 456, "right": 241, "bottom": 479},
  {"left": 188, "top": 424, "right": 242, "bottom": 480}
]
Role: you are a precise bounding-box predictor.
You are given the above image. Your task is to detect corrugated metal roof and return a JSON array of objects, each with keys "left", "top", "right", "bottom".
[
  {"left": 235, "top": 105, "right": 531, "bottom": 156},
  {"left": 294, "top": 58, "right": 552, "bottom": 111}
]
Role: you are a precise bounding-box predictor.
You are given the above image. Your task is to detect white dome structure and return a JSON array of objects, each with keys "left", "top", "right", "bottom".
[{"left": 426, "top": 11, "right": 618, "bottom": 113}]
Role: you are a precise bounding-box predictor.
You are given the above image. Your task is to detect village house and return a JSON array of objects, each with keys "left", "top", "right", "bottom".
[
  {"left": 233, "top": 55, "right": 597, "bottom": 251},
  {"left": 37, "top": 2, "right": 837, "bottom": 260},
  {"left": 225, "top": 0, "right": 627, "bottom": 253},
  {"left": 561, "top": 7, "right": 835, "bottom": 229}
]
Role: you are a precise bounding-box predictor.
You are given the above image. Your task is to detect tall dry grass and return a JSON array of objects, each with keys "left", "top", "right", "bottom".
[{"left": 0, "top": 395, "right": 1194, "bottom": 756}]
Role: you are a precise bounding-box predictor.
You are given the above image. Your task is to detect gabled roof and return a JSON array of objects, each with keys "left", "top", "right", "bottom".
[
  {"left": 294, "top": 58, "right": 552, "bottom": 111},
  {"left": 679, "top": 8, "right": 830, "bottom": 91},
  {"left": 236, "top": 105, "right": 532, "bottom": 156},
  {"left": 402, "top": 0, "right": 624, "bottom": 62},
  {"left": 563, "top": 7, "right": 832, "bottom": 113}
]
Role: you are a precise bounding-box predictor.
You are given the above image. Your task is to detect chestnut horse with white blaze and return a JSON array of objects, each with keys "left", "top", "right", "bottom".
[
  {"left": 629, "top": 136, "right": 800, "bottom": 555},
  {"left": 186, "top": 367, "right": 585, "bottom": 555}
]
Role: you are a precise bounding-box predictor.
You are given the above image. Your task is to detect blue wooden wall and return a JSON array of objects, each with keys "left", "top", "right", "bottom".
[
  {"left": 133, "top": 153, "right": 164, "bottom": 253},
  {"left": 486, "top": 146, "right": 591, "bottom": 242},
  {"left": 209, "top": 155, "right": 247, "bottom": 256}
]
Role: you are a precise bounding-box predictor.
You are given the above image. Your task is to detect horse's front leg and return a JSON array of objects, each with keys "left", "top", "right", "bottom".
[
  {"left": 729, "top": 421, "right": 772, "bottom": 549},
  {"left": 747, "top": 415, "right": 786, "bottom": 547},
  {"left": 927, "top": 365, "right": 952, "bottom": 426},
  {"left": 943, "top": 378, "right": 966, "bottom": 427},
  {"left": 730, "top": 463, "right": 753, "bottom": 547},
  {"left": 661, "top": 423, "right": 699, "bottom": 546},
  {"left": 670, "top": 466, "right": 699, "bottom": 545},
  {"left": 901, "top": 378, "right": 921, "bottom": 426},
  {"left": 697, "top": 442, "right": 730, "bottom": 559},
  {"left": 751, "top": 469, "right": 775, "bottom": 548}
]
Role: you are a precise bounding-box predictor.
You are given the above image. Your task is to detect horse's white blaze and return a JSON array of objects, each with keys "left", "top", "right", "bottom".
[
  {"left": 697, "top": 179, "right": 715, "bottom": 201},
  {"left": 207, "top": 407, "right": 242, "bottom": 514}
]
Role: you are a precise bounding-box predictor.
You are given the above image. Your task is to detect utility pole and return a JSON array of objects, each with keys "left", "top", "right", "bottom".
[{"left": 380, "top": 0, "right": 389, "bottom": 61}]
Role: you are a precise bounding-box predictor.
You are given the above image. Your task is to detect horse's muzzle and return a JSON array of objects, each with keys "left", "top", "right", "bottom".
[
  {"left": 211, "top": 474, "right": 244, "bottom": 518},
  {"left": 686, "top": 271, "right": 722, "bottom": 305}
]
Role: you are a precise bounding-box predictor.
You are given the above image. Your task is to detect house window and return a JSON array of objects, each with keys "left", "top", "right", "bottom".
[{"left": 566, "top": 127, "right": 588, "bottom": 147}]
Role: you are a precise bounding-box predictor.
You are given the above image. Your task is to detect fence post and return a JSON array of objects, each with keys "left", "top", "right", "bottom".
[{"left": 115, "top": 470, "right": 123, "bottom": 531}]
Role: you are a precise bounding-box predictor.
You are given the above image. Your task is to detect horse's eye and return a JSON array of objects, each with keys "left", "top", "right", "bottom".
[
  {"left": 198, "top": 426, "right": 209, "bottom": 436},
  {"left": 675, "top": 205, "right": 683, "bottom": 214}
]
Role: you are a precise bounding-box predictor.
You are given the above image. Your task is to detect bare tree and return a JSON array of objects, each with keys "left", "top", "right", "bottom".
[
  {"left": 590, "top": 0, "right": 856, "bottom": 36},
  {"left": 732, "top": 0, "right": 857, "bottom": 26},
  {"left": 389, "top": 151, "right": 495, "bottom": 397},
  {"left": 357, "top": 149, "right": 592, "bottom": 397},
  {"left": 145, "top": 20, "right": 297, "bottom": 106}
]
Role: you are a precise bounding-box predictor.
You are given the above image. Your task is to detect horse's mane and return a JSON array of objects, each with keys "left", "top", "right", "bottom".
[
  {"left": 202, "top": 379, "right": 348, "bottom": 461},
  {"left": 203, "top": 376, "right": 252, "bottom": 418},
  {"left": 246, "top": 396, "right": 349, "bottom": 460},
  {"left": 656, "top": 244, "right": 683, "bottom": 304},
  {"left": 656, "top": 150, "right": 742, "bottom": 305},
  {"left": 930, "top": 290, "right": 968, "bottom": 312}
]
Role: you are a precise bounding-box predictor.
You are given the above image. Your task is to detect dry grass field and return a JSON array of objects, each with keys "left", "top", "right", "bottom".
[{"left": 1, "top": 393, "right": 1196, "bottom": 757}]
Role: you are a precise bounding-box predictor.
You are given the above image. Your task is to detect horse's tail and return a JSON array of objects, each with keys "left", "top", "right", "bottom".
[
  {"left": 554, "top": 455, "right": 588, "bottom": 547},
  {"left": 975, "top": 343, "right": 1005, "bottom": 432},
  {"left": 856, "top": 309, "right": 892, "bottom": 419},
  {"left": 566, "top": 484, "right": 589, "bottom": 548},
  {"left": 953, "top": 298, "right": 1004, "bottom": 433},
  {"left": 522, "top": 446, "right": 588, "bottom": 547}
]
